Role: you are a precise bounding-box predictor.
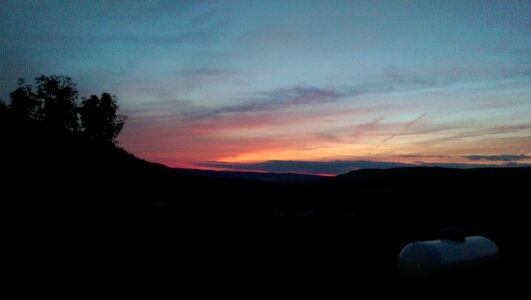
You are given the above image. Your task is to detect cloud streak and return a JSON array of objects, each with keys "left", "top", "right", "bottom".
[
  {"left": 234, "top": 85, "right": 339, "bottom": 111},
  {"left": 371, "top": 112, "right": 427, "bottom": 153},
  {"left": 187, "top": 85, "right": 342, "bottom": 118},
  {"left": 405, "top": 112, "right": 428, "bottom": 129},
  {"left": 464, "top": 154, "right": 531, "bottom": 162},
  {"left": 420, "top": 124, "right": 531, "bottom": 146},
  {"left": 199, "top": 159, "right": 531, "bottom": 175}
]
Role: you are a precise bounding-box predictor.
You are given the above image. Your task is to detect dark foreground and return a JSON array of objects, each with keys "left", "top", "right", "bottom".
[{"left": 3, "top": 142, "right": 529, "bottom": 296}]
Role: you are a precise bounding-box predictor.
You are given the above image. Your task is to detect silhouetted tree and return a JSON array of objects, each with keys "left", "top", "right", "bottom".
[
  {"left": 0, "top": 99, "right": 8, "bottom": 124},
  {"left": 79, "top": 93, "right": 126, "bottom": 144},
  {"left": 0, "top": 99, "right": 7, "bottom": 113},
  {"left": 4, "top": 75, "right": 127, "bottom": 145},
  {"left": 35, "top": 75, "right": 79, "bottom": 131},
  {"left": 9, "top": 79, "right": 40, "bottom": 121}
]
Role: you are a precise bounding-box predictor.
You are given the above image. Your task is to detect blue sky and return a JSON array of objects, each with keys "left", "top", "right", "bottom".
[{"left": 1, "top": 1, "right": 530, "bottom": 174}]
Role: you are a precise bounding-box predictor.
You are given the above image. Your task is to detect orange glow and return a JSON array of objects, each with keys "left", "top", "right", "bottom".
[{"left": 119, "top": 99, "right": 531, "bottom": 174}]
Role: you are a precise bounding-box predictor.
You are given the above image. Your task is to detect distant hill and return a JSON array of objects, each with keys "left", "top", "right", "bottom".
[{"left": 174, "top": 167, "right": 324, "bottom": 182}]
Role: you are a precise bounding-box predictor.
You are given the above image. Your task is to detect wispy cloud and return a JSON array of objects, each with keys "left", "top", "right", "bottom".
[
  {"left": 310, "top": 133, "right": 343, "bottom": 143},
  {"left": 175, "top": 67, "right": 231, "bottom": 77},
  {"left": 415, "top": 161, "right": 531, "bottom": 169},
  {"left": 349, "top": 117, "right": 384, "bottom": 137},
  {"left": 398, "top": 154, "right": 453, "bottom": 159},
  {"left": 370, "top": 113, "right": 427, "bottom": 153},
  {"left": 265, "top": 86, "right": 340, "bottom": 105},
  {"left": 383, "top": 67, "right": 437, "bottom": 87},
  {"left": 422, "top": 124, "right": 531, "bottom": 145},
  {"left": 405, "top": 112, "right": 428, "bottom": 129},
  {"left": 464, "top": 154, "right": 531, "bottom": 162},
  {"left": 170, "top": 67, "right": 237, "bottom": 91},
  {"left": 198, "top": 159, "right": 531, "bottom": 175},
  {"left": 188, "top": 85, "right": 341, "bottom": 118}
]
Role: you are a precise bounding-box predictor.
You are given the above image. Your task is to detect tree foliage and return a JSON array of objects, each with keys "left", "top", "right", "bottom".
[
  {"left": 0, "top": 99, "right": 8, "bottom": 123},
  {"left": 36, "top": 75, "right": 79, "bottom": 131},
  {"left": 4, "top": 75, "right": 126, "bottom": 144},
  {"left": 79, "top": 93, "right": 126, "bottom": 144},
  {"left": 0, "top": 99, "right": 7, "bottom": 113},
  {"left": 9, "top": 79, "right": 40, "bottom": 121}
]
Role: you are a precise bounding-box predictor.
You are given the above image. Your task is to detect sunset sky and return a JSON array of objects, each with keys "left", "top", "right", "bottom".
[{"left": 1, "top": 1, "right": 530, "bottom": 174}]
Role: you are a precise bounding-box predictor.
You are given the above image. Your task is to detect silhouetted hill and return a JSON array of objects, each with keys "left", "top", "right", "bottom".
[
  {"left": 175, "top": 167, "right": 324, "bottom": 182},
  {"left": 329, "top": 166, "right": 529, "bottom": 225}
]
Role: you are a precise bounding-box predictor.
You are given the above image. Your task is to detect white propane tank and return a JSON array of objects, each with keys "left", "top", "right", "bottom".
[{"left": 398, "top": 229, "right": 499, "bottom": 276}]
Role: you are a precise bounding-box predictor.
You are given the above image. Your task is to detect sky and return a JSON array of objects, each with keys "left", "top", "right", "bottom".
[{"left": 1, "top": 0, "right": 530, "bottom": 175}]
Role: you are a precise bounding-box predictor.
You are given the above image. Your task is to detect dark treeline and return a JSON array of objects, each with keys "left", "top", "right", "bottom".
[{"left": 1, "top": 75, "right": 125, "bottom": 144}]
